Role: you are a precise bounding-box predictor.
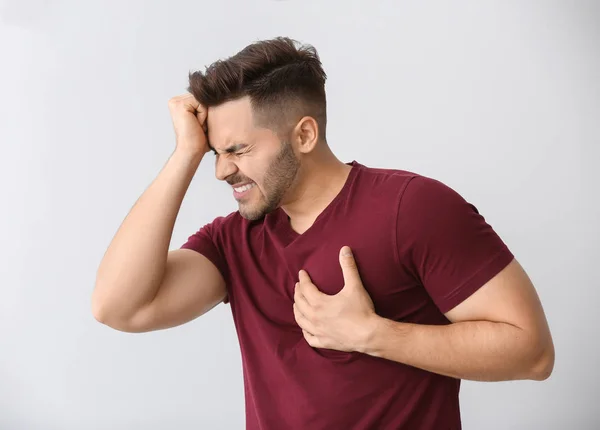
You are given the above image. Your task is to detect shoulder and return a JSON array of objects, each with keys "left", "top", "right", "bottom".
[
  {"left": 403, "top": 173, "right": 465, "bottom": 200},
  {"left": 398, "top": 175, "right": 477, "bottom": 220},
  {"left": 354, "top": 162, "right": 418, "bottom": 185},
  {"left": 351, "top": 162, "right": 417, "bottom": 197},
  {"left": 353, "top": 162, "right": 452, "bottom": 205},
  {"left": 352, "top": 162, "right": 476, "bottom": 223}
]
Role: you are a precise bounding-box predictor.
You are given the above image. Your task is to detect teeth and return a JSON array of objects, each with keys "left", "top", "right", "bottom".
[{"left": 234, "top": 182, "right": 256, "bottom": 193}]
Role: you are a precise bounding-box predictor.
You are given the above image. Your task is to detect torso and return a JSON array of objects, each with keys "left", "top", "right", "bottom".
[{"left": 212, "top": 161, "right": 462, "bottom": 429}]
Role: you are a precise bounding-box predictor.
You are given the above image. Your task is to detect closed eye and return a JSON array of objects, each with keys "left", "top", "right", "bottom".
[
  {"left": 211, "top": 143, "right": 250, "bottom": 157},
  {"left": 212, "top": 151, "right": 245, "bottom": 159}
]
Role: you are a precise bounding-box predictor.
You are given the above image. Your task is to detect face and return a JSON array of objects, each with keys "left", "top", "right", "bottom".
[{"left": 206, "top": 97, "right": 301, "bottom": 220}]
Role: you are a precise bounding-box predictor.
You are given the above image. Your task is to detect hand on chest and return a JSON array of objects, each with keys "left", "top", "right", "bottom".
[
  {"left": 233, "top": 236, "right": 425, "bottom": 327},
  {"left": 289, "top": 244, "right": 347, "bottom": 296},
  {"left": 284, "top": 241, "right": 426, "bottom": 321}
]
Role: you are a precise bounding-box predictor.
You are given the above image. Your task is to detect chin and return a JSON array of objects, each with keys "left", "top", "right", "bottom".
[
  {"left": 238, "top": 203, "right": 267, "bottom": 221},
  {"left": 239, "top": 200, "right": 280, "bottom": 221},
  {"left": 238, "top": 188, "right": 283, "bottom": 221}
]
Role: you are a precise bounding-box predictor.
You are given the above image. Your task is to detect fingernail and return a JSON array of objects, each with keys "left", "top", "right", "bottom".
[{"left": 341, "top": 246, "right": 352, "bottom": 257}]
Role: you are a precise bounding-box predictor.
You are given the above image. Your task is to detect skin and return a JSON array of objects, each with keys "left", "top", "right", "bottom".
[
  {"left": 208, "top": 95, "right": 554, "bottom": 383},
  {"left": 91, "top": 93, "right": 351, "bottom": 334},
  {"left": 293, "top": 247, "right": 555, "bottom": 382},
  {"left": 93, "top": 91, "right": 554, "bottom": 383},
  {"left": 92, "top": 93, "right": 227, "bottom": 332},
  {"left": 206, "top": 96, "right": 352, "bottom": 230}
]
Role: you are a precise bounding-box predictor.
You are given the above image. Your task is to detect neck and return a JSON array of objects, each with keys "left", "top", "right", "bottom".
[{"left": 280, "top": 151, "right": 353, "bottom": 230}]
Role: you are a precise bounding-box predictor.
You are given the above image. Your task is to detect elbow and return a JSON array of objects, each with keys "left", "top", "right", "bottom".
[
  {"left": 90, "top": 284, "right": 132, "bottom": 331},
  {"left": 91, "top": 288, "right": 108, "bottom": 323},
  {"left": 91, "top": 300, "right": 111, "bottom": 326},
  {"left": 91, "top": 282, "right": 114, "bottom": 325},
  {"left": 91, "top": 297, "right": 149, "bottom": 334},
  {"left": 527, "top": 337, "right": 555, "bottom": 381},
  {"left": 91, "top": 296, "right": 119, "bottom": 328},
  {"left": 91, "top": 302, "right": 137, "bottom": 332}
]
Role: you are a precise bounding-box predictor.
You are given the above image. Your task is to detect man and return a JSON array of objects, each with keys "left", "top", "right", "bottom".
[{"left": 92, "top": 37, "right": 554, "bottom": 429}]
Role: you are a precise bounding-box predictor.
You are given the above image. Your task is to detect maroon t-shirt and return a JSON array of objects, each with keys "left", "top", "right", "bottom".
[{"left": 181, "top": 161, "right": 514, "bottom": 429}]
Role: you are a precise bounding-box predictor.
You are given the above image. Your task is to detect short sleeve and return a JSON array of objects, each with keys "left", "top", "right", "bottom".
[
  {"left": 395, "top": 176, "right": 514, "bottom": 314},
  {"left": 180, "top": 217, "right": 230, "bottom": 302}
]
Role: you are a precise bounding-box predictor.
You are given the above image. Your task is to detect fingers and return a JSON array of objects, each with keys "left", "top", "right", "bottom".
[
  {"left": 169, "top": 93, "right": 208, "bottom": 135},
  {"left": 169, "top": 93, "right": 204, "bottom": 116},
  {"left": 294, "top": 283, "right": 311, "bottom": 309},
  {"left": 168, "top": 92, "right": 198, "bottom": 106},
  {"left": 339, "top": 246, "right": 360, "bottom": 286},
  {"left": 197, "top": 110, "right": 208, "bottom": 133},
  {"left": 297, "top": 270, "right": 323, "bottom": 303},
  {"left": 184, "top": 93, "right": 200, "bottom": 110},
  {"left": 293, "top": 280, "right": 318, "bottom": 336},
  {"left": 302, "top": 330, "right": 318, "bottom": 347},
  {"left": 293, "top": 302, "right": 316, "bottom": 335},
  {"left": 188, "top": 95, "right": 208, "bottom": 132}
]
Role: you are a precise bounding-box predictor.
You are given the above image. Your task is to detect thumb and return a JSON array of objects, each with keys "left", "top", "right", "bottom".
[{"left": 339, "top": 246, "right": 362, "bottom": 287}]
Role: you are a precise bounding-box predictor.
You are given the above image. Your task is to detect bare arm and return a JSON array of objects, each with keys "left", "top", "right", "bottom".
[
  {"left": 360, "top": 259, "right": 555, "bottom": 381},
  {"left": 91, "top": 94, "right": 225, "bottom": 332},
  {"left": 109, "top": 249, "right": 226, "bottom": 333},
  {"left": 294, "top": 178, "right": 555, "bottom": 382}
]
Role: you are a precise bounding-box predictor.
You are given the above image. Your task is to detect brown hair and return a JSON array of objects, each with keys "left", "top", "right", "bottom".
[{"left": 188, "top": 37, "right": 327, "bottom": 141}]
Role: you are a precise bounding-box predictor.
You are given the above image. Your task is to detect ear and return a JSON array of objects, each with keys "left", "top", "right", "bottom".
[{"left": 293, "top": 116, "right": 319, "bottom": 154}]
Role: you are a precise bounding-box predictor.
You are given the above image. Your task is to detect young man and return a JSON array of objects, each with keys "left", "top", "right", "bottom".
[{"left": 92, "top": 37, "right": 554, "bottom": 429}]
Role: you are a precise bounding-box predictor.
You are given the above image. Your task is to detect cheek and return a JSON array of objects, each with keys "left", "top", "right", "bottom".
[
  {"left": 240, "top": 161, "right": 266, "bottom": 187},
  {"left": 235, "top": 165, "right": 262, "bottom": 194},
  {"left": 240, "top": 148, "right": 278, "bottom": 190},
  {"left": 255, "top": 175, "right": 268, "bottom": 194}
]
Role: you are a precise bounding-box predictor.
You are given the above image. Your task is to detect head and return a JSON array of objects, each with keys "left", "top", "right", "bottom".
[{"left": 187, "top": 37, "right": 327, "bottom": 220}]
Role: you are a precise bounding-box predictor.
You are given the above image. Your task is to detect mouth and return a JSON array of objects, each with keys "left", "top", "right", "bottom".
[{"left": 232, "top": 181, "right": 257, "bottom": 199}]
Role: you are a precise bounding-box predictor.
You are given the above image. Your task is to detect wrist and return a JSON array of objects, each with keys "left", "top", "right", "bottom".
[
  {"left": 358, "top": 316, "right": 409, "bottom": 358},
  {"left": 356, "top": 314, "right": 386, "bottom": 355},
  {"left": 172, "top": 148, "right": 204, "bottom": 166}
]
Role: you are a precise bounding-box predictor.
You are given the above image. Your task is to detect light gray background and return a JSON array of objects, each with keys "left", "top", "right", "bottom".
[{"left": 1, "top": 1, "right": 598, "bottom": 429}]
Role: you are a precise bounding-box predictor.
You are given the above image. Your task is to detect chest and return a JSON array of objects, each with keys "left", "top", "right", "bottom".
[{"left": 227, "top": 219, "right": 439, "bottom": 327}]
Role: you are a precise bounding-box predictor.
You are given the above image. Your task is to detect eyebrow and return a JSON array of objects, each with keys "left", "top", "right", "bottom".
[{"left": 209, "top": 142, "right": 249, "bottom": 155}]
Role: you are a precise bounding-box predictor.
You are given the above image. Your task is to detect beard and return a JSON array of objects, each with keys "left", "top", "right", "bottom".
[{"left": 238, "top": 140, "right": 300, "bottom": 221}]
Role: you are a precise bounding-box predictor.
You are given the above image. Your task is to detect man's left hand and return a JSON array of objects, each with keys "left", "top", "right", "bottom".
[{"left": 293, "top": 246, "right": 378, "bottom": 353}]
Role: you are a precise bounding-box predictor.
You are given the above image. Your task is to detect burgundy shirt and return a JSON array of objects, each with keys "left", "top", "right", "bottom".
[{"left": 181, "top": 161, "right": 514, "bottom": 429}]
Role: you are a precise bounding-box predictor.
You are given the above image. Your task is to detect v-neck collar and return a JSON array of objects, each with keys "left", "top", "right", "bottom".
[{"left": 271, "top": 160, "right": 361, "bottom": 247}]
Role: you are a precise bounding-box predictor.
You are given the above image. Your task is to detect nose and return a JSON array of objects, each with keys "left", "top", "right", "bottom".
[{"left": 215, "top": 155, "right": 238, "bottom": 182}]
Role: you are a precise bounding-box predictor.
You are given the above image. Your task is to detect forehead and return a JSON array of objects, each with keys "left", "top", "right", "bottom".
[{"left": 207, "top": 97, "right": 255, "bottom": 147}]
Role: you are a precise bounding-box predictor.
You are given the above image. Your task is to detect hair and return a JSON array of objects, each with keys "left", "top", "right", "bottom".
[{"left": 188, "top": 37, "right": 327, "bottom": 141}]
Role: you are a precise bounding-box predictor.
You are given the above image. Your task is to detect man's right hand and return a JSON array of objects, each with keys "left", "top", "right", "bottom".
[
  {"left": 92, "top": 93, "right": 226, "bottom": 332},
  {"left": 168, "top": 93, "right": 210, "bottom": 156}
]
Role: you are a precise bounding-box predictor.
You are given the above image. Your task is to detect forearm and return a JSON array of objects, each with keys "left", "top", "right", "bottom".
[
  {"left": 93, "top": 148, "right": 203, "bottom": 319},
  {"left": 361, "top": 317, "right": 548, "bottom": 382}
]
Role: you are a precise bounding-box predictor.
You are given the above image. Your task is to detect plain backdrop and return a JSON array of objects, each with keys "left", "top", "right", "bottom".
[{"left": 1, "top": 1, "right": 598, "bottom": 429}]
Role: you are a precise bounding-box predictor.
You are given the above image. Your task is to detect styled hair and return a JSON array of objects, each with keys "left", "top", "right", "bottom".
[{"left": 188, "top": 37, "right": 327, "bottom": 141}]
